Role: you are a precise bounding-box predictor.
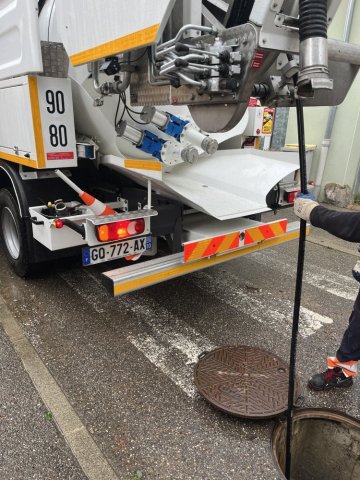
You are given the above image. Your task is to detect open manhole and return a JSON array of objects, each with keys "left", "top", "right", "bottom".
[
  {"left": 194, "top": 346, "right": 300, "bottom": 419},
  {"left": 272, "top": 408, "right": 360, "bottom": 479}
]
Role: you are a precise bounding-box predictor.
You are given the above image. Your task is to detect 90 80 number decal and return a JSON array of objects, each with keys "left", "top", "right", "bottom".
[{"left": 46, "top": 89, "right": 68, "bottom": 147}]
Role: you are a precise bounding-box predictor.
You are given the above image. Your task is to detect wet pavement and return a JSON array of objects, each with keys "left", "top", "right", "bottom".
[{"left": 0, "top": 207, "right": 359, "bottom": 479}]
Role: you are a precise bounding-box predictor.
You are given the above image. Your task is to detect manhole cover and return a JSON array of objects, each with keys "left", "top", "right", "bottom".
[{"left": 194, "top": 346, "right": 301, "bottom": 419}]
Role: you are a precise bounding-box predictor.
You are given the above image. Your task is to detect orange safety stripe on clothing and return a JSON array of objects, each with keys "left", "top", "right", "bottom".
[
  {"left": 244, "top": 219, "right": 288, "bottom": 246},
  {"left": 184, "top": 232, "right": 239, "bottom": 263},
  {"left": 327, "top": 357, "right": 358, "bottom": 377}
]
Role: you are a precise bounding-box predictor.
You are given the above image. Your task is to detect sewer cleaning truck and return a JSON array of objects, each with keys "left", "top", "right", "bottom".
[{"left": 0, "top": 0, "right": 358, "bottom": 296}]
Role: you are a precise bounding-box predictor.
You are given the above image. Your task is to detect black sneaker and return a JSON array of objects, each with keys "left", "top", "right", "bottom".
[{"left": 308, "top": 367, "right": 354, "bottom": 391}]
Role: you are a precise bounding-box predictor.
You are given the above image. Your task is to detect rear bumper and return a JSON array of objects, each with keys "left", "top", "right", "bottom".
[{"left": 102, "top": 221, "right": 307, "bottom": 296}]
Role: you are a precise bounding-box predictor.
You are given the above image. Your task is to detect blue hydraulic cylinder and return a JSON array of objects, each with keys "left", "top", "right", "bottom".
[
  {"left": 140, "top": 107, "right": 189, "bottom": 142},
  {"left": 137, "top": 131, "right": 165, "bottom": 161},
  {"left": 163, "top": 115, "right": 189, "bottom": 142}
]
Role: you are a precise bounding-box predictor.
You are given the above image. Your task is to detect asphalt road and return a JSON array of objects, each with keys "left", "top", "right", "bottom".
[{"left": 1, "top": 208, "right": 359, "bottom": 480}]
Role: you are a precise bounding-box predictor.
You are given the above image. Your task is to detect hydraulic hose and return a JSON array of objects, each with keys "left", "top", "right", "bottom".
[
  {"left": 285, "top": 87, "right": 308, "bottom": 478},
  {"left": 299, "top": 0, "right": 328, "bottom": 42}
]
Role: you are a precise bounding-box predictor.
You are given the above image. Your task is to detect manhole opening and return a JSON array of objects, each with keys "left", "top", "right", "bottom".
[{"left": 272, "top": 409, "right": 360, "bottom": 480}]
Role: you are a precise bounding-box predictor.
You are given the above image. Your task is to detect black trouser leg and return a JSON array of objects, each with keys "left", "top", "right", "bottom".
[{"left": 336, "top": 289, "right": 360, "bottom": 362}]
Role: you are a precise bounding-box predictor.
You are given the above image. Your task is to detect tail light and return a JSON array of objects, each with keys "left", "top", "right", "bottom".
[
  {"left": 286, "top": 190, "right": 300, "bottom": 204},
  {"left": 96, "top": 218, "right": 145, "bottom": 242},
  {"left": 54, "top": 219, "right": 64, "bottom": 229}
]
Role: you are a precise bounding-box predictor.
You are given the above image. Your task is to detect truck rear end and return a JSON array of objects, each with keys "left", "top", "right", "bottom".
[{"left": 0, "top": 0, "right": 358, "bottom": 295}]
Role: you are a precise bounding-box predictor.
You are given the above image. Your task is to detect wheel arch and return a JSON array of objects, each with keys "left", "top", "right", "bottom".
[{"left": 0, "top": 161, "right": 29, "bottom": 218}]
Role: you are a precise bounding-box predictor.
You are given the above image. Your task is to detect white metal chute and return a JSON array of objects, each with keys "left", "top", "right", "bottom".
[{"left": 102, "top": 149, "right": 299, "bottom": 220}]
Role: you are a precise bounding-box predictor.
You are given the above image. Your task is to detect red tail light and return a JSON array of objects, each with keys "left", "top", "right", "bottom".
[
  {"left": 96, "top": 219, "right": 145, "bottom": 242},
  {"left": 54, "top": 219, "right": 64, "bottom": 229},
  {"left": 286, "top": 190, "right": 300, "bottom": 204}
]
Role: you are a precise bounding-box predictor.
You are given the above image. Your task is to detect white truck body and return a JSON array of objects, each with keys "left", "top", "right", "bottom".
[{"left": 0, "top": 0, "right": 357, "bottom": 295}]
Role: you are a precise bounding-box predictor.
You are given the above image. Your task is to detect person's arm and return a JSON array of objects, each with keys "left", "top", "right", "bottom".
[{"left": 310, "top": 206, "right": 360, "bottom": 243}]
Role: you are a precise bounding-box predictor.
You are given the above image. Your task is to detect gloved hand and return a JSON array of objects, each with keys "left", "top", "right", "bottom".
[
  {"left": 294, "top": 192, "right": 319, "bottom": 222},
  {"left": 297, "top": 192, "right": 317, "bottom": 201}
]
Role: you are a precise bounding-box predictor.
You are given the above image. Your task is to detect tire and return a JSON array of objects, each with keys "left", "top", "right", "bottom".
[{"left": 0, "top": 188, "right": 33, "bottom": 277}]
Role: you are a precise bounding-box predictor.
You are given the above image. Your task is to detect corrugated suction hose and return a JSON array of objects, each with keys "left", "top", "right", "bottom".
[{"left": 299, "top": 0, "right": 328, "bottom": 42}]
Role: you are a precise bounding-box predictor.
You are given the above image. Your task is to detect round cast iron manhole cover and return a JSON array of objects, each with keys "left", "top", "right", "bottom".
[{"left": 194, "top": 346, "right": 301, "bottom": 419}]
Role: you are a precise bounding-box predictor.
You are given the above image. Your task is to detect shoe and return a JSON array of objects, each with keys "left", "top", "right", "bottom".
[{"left": 308, "top": 367, "right": 354, "bottom": 391}]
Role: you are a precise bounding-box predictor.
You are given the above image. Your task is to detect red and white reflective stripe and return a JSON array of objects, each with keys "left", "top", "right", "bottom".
[
  {"left": 184, "top": 232, "right": 240, "bottom": 263},
  {"left": 327, "top": 356, "right": 358, "bottom": 377},
  {"left": 183, "top": 220, "right": 289, "bottom": 263},
  {"left": 241, "top": 220, "right": 288, "bottom": 247}
]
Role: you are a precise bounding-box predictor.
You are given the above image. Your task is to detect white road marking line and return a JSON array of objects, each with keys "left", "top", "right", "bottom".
[
  {"left": 128, "top": 334, "right": 196, "bottom": 398},
  {"left": 190, "top": 270, "right": 333, "bottom": 338},
  {"left": 250, "top": 250, "right": 358, "bottom": 302},
  {"left": 0, "top": 295, "right": 119, "bottom": 480},
  {"left": 127, "top": 291, "right": 215, "bottom": 364},
  {"left": 60, "top": 269, "right": 213, "bottom": 397},
  {"left": 61, "top": 269, "right": 215, "bottom": 364}
]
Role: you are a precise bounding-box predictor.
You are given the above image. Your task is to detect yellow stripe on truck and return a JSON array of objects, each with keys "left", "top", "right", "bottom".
[
  {"left": 124, "top": 159, "right": 163, "bottom": 171},
  {"left": 28, "top": 76, "right": 46, "bottom": 169},
  {"left": 70, "top": 24, "right": 160, "bottom": 66},
  {"left": 114, "top": 229, "right": 308, "bottom": 296},
  {"left": 0, "top": 151, "right": 37, "bottom": 169}
]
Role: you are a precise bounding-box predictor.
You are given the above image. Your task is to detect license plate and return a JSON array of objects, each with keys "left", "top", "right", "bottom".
[{"left": 82, "top": 236, "right": 152, "bottom": 266}]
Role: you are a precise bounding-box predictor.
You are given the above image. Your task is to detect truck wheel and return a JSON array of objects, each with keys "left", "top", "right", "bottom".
[{"left": 0, "top": 188, "right": 32, "bottom": 277}]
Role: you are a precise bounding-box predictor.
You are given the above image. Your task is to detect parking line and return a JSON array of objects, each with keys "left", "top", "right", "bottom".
[
  {"left": 128, "top": 333, "right": 196, "bottom": 398},
  {"left": 0, "top": 295, "right": 120, "bottom": 480}
]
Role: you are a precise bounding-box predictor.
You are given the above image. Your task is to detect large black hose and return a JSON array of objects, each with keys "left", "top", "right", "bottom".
[
  {"left": 299, "top": 0, "right": 328, "bottom": 42},
  {"left": 284, "top": 98, "right": 308, "bottom": 480},
  {"left": 203, "top": 0, "right": 255, "bottom": 28}
]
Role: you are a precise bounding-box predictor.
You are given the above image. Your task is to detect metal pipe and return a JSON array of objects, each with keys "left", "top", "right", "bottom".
[
  {"left": 188, "top": 63, "right": 217, "bottom": 70},
  {"left": 297, "top": 0, "right": 333, "bottom": 97},
  {"left": 148, "top": 61, "right": 171, "bottom": 86},
  {"left": 147, "top": 179, "right": 152, "bottom": 210},
  {"left": 160, "top": 53, "right": 208, "bottom": 72},
  {"left": 157, "top": 24, "right": 216, "bottom": 51},
  {"left": 92, "top": 53, "right": 132, "bottom": 95},
  {"left": 328, "top": 38, "right": 360, "bottom": 66},
  {"left": 156, "top": 45, "right": 219, "bottom": 60},
  {"left": 112, "top": 53, "right": 131, "bottom": 93},
  {"left": 314, "top": 0, "right": 356, "bottom": 198},
  {"left": 93, "top": 61, "right": 102, "bottom": 94},
  {"left": 176, "top": 72, "right": 206, "bottom": 88}
]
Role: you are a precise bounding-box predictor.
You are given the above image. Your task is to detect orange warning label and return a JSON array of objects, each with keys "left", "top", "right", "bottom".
[
  {"left": 184, "top": 232, "right": 240, "bottom": 263},
  {"left": 244, "top": 220, "right": 288, "bottom": 246}
]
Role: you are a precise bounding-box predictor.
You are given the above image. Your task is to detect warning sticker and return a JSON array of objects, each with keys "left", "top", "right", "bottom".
[
  {"left": 47, "top": 152, "right": 75, "bottom": 161},
  {"left": 251, "top": 51, "right": 266, "bottom": 69},
  {"left": 262, "top": 108, "right": 275, "bottom": 135}
]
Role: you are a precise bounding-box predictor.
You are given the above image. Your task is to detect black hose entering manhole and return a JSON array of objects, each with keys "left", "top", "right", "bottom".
[{"left": 273, "top": 408, "right": 360, "bottom": 480}]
